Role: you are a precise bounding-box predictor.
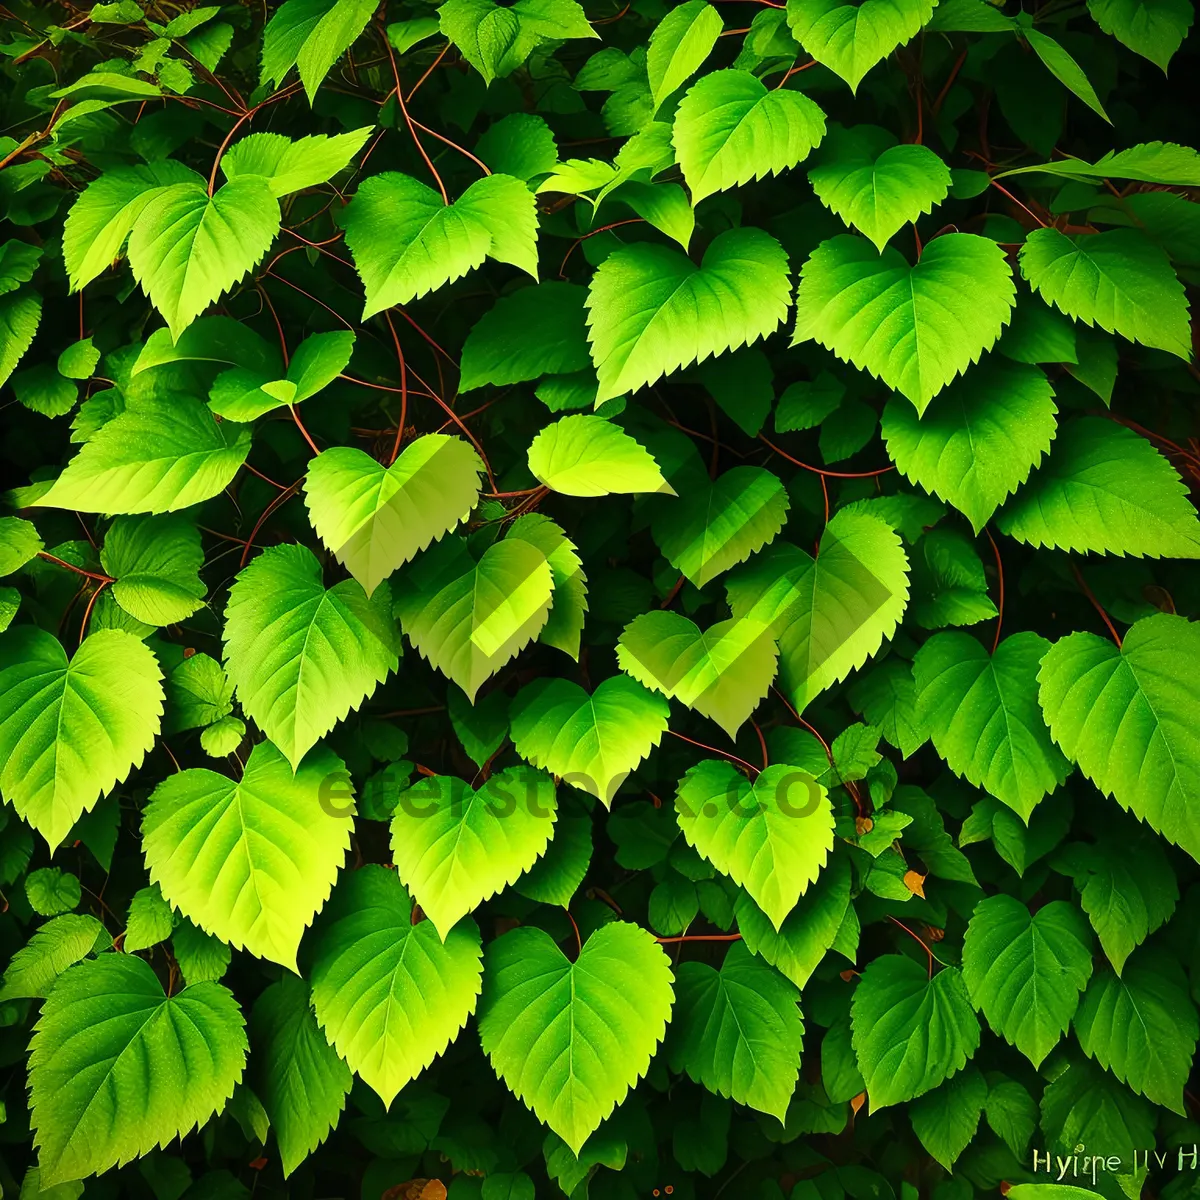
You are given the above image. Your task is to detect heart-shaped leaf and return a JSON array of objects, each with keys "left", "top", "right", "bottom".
[
  {"left": 786, "top": 0, "right": 935, "bottom": 91},
  {"left": 479, "top": 921, "right": 674, "bottom": 1154},
  {"left": 223, "top": 544, "right": 401, "bottom": 770},
  {"left": 310, "top": 866, "right": 483, "bottom": 1107},
  {"left": 394, "top": 536, "right": 553, "bottom": 701},
  {"left": 675, "top": 759, "right": 834, "bottom": 928},
  {"left": 616, "top": 610, "right": 778, "bottom": 738},
  {"left": 510, "top": 675, "right": 671, "bottom": 804},
  {"left": 142, "top": 741, "right": 354, "bottom": 970},
  {"left": 390, "top": 767, "right": 558, "bottom": 937},
  {"left": 809, "top": 124, "right": 952, "bottom": 251},
  {"left": 0, "top": 627, "right": 163, "bottom": 850},
  {"left": 341, "top": 172, "right": 538, "bottom": 318},
  {"left": 304, "top": 435, "right": 486, "bottom": 597},
  {"left": 673, "top": 69, "right": 826, "bottom": 203},
  {"left": 914, "top": 631, "right": 1071, "bottom": 821},
  {"left": 527, "top": 414, "right": 673, "bottom": 496},
  {"left": 652, "top": 465, "right": 790, "bottom": 589},
  {"left": 128, "top": 177, "right": 282, "bottom": 340},
  {"left": 587, "top": 228, "right": 792, "bottom": 402},
  {"left": 726, "top": 508, "right": 910, "bottom": 713},
  {"left": 792, "top": 233, "right": 1016, "bottom": 414}
]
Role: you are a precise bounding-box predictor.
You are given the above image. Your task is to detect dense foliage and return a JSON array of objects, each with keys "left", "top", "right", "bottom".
[{"left": 0, "top": 0, "right": 1198, "bottom": 1196}]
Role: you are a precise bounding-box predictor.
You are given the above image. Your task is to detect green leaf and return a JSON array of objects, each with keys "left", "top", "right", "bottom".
[
  {"left": 173, "top": 918, "right": 231, "bottom": 986},
  {"left": 617, "top": 611, "right": 778, "bottom": 738},
  {"left": 142, "top": 740, "right": 353, "bottom": 969},
  {"left": 56, "top": 338, "right": 100, "bottom": 381},
  {"left": 647, "top": 0, "right": 723, "bottom": 108},
  {"left": 29, "top": 954, "right": 247, "bottom": 1186},
  {"left": 222, "top": 128, "right": 372, "bottom": 197},
  {"left": 459, "top": 283, "right": 591, "bottom": 392},
  {"left": 0, "top": 627, "right": 163, "bottom": 850},
  {"left": 25, "top": 868, "right": 81, "bottom": 916},
  {"left": 510, "top": 675, "right": 670, "bottom": 805},
  {"left": 12, "top": 364, "right": 77, "bottom": 418},
  {"left": 672, "top": 69, "right": 826, "bottom": 204},
  {"left": 881, "top": 358, "right": 1058, "bottom": 533},
  {"left": 1038, "top": 613, "right": 1200, "bottom": 861},
  {"left": 440, "top": 0, "right": 597, "bottom": 84},
  {"left": 0, "top": 291, "right": 41, "bottom": 388},
  {"left": 1073, "top": 948, "right": 1198, "bottom": 1112},
  {"left": 961, "top": 894, "right": 1092, "bottom": 1067},
  {"left": 394, "top": 536, "right": 553, "bottom": 701},
  {"left": 786, "top": 0, "right": 935, "bottom": 91},
  {"left": 477, "top": 113, "right": 559, "bottom": 182},
  {"left": 0, "top": 516, "right": 43, "bottom": 576},
  {"left": 1040, "top": 1057, "right": 1156, "bottom": 1160},
  {"left": 143, "top": 744, "right": 350, "bottom": 969},
  {"left": 652, "top": 465, "right": 789, "bottom": 588},
  {"left": 506, "top": 514, "right": 589, "bottom": 660},
  {"left": 793, "top": 233, "right": 1016, "bottom": 414},
  {"left": 389, "top": 767, "right": 557, "bottom": 938},
  {"left": 251, "top": 976, "right": 352, "bottom": 1177},
  {"left": 1054, "top": 830, "right": 1177, "bottom": 973},
  {"left": 51, "top": 71, "right": 162, "bottom": 100},
  {"left": 303, "top": 435, "right": 485, "bottom": 597},
  {"left": 996, "top": 417, "right": 1200, "bottom": 558},
  {"left": 386, "top": 14, "right": 441, "bottom": 52},
  {"left": 284, "top": 331, "right": 355, "bottom": 403},
  {"left": 850, "top": 957, "right": 980, "bottom": 1109},
  {"left": 101, "top": 514, "right": 205, "bottom": 625},
  {"left": 675, "top": 760, "right": 833, "bottom": 929},
  {"left": 1019, "top": 227, "right": 1190, "bottom": 358},
  {"left": 163, "top": 652, "right": 233, "bottom": 733},
  {"left": 587, "top": 228, "right": 792, "bottom": 403},
  {"left": 908, "top": 1067, "right": 986, "bottom": 1170},
  {"left": 726, "top": 509, "right": 911, "bottom": 713},
  {"left": 310, "top": 866, "right": 483, "bottom": 1106},
  {"left": 1024, "top": 28, "right": 1111, "bottom": 121},
  {"left": 1088, "top": 0, "right": 1193, "bottom": 70},
  {"left": 668, "top": 942, "right": 803, "bottom": 1121},
  {"left": 984, "top": 1076, "right": 1039, "bottom": 1160},
  {"left": 32, "top": 394, "right": 251, "bottom": 515},
  {"left": 479, "top": 921, "right": 674, "bottom": 1154},
  {"left": 999, "top": 140, "right": 1200, "bottom": 186},
  {"left": 515, "top": 804, "right": 593, "bottom": 904},
  {"left": 60, "top": 164, "right": 198, "bottom": 295},
  {"left": 124, "top": 883, "right": 177, "bottom": 952},
  {"left": 127, "top": 177, "right": 281, "bottom": 341},
  {"left": 0, "top": 240, "right": 41, "bottom": 296},
  {"left": 914, "top": 631, "right": 1071, "bottom": 821},
  {"left": 735, "top": 853, "right": 851, "bottom": 987},
  {"left": 201, "top": 715, "right": 245, "bottom": 758},
  {"left": 223, "top": 543, "right": 400, "bottom": 769},
  {"left": 847, "top": 660, "right": 928, "bottom": 759},
  {"left": 809, "top": 125, "right": 951, "bottom": 252},
  {"left": 261, "top": 0, "right": 377, "bottom": 101},
  {"left": 528, "top": 414, "right": 673, "bottom": 496},
  {"left": 0, "top": 914, "right": 110, "bottom": 1001},
  {"left": 910, "top": 530, "right": 998, "bottom": 629},
  {"left": 134, "top": 315, "right": 279, "bottom": 376},
  {"left": 341, "top": 173, "right": 538, "bottom": 318}
]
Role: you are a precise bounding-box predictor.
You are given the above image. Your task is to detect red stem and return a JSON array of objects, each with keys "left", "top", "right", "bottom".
[
  {"left": 36, "top": 551, "right": 113, "bottom": 584},
  {"left": 666, "top": 729, "right": 759, "bottom": 777},
  {"left": 984, "top": 528, "right": 1005, "bottom": 653},
  {"left": 656, "top": 933, "right": 743, "bottom": 944},
  {"left": 1070, "top": 561, "right": 1122, "bottom": 647},
  {"left": 888, "top": 915, "right": 935, "bottom": 978},
  {"left": 384, "top": 312, "right": 409, "bottom": 466},
  {"left": 759, "top": 435, "right": 895, "bottom": 479}
]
